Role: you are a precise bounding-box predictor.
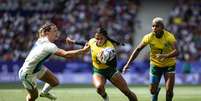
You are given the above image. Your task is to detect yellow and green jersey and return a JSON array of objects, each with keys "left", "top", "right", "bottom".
[
  {"left": 142, "top": 30, "right": 176, "bottom": 67},
  {"left": 88, "top": 38, "right": 114, "bottom": 69}
]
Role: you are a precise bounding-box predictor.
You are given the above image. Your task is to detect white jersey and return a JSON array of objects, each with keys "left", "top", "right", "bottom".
[{"left": 20, "top": 37, "right": 58, "bottom": 74}]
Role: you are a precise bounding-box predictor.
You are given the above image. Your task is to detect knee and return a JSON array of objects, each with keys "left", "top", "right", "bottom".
[
  {"left": 166, "top": 90, "right": 173, "bottom": 97},
  {"left": 96, "top": 85, "right": 105, "bottom": 94},
  {"left": 50, "top": 78, "right": 59, "bottom": 87},
  {"left": 150, "top": 87, "right": 157, "bottom": 95},
  {"left": 28, "top": 93, "right": 38, "bottom": 100},
  {"left": 54, "top": 79, "right": 59, "bottom": 86}
]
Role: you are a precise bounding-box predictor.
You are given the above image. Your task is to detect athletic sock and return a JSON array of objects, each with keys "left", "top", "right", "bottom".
[
  {"left": 151, "top": 87, "right": 161, "bottom": 101},
  {"left": 41, "top": 83, "right": 52, "bottom": 93}
]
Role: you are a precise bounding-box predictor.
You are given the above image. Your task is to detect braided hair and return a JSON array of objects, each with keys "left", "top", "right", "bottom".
[{"left": 96, "top": 27, "right": 122, "bottom": 46}]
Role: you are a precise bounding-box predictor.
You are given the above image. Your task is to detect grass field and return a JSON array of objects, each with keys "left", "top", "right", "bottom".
[{"left": 0, "top": 83, "right": 200, "bottom": 101}]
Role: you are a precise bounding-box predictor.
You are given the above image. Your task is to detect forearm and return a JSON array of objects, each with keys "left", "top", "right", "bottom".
[
  {"left": 166, "top": 49, "right": 178, "bottom": 58},
  {"left": 63, "top": 49, "right": 86, "bottom": 58},
  {"left": 126, "top": 48, "right": 140, "bottom": 66},
  {"left": 74, "top": 41, "right": 86, "bottom": 46}
]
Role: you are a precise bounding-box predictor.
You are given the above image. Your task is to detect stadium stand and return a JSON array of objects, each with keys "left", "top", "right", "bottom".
[
  {"left": 167, "top": 0, "right": 201, "bottom": 61},
  {"left": 0, "top": 0, "right": 140, "bottom": 61},
  {"left": 0, "top": 0, "right": 200, "bottom": 84}
]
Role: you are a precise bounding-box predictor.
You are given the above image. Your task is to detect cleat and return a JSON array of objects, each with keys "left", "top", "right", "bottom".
[
  {"left": 40, "top": 92, "right": 57, "bottom": 100},
  {"left": 104, "top": 97, "right": 109, "bottom": 101},
  {"left": 103, "top": 96, "right": 109, "bottom": 101}
]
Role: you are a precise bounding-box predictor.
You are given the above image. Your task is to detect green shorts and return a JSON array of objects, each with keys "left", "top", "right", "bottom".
[
  {"left": 150, "top": 64, "right": 175, "bottom": 84},
  {"left": 93, "top": 67, "right": 118, "bottom": 80}
]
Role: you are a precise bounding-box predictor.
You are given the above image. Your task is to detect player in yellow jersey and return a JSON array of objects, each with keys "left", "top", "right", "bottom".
[
  {"left": 122, "top": 17, "right": 178, "bottom": 101},
  {"left": 67, "top": 27, "right": 138, "bottom": 101}
]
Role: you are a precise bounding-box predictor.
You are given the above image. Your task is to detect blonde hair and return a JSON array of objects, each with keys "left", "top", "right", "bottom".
[
  {"left": 37, "top": 22, "right": 56, "bottom": 38},
  {"left": 152, "top": 17, "right": 164, "bottom": 28}
]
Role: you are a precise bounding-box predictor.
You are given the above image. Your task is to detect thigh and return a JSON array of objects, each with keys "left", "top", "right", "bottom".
[
  {"left": 110, "top": 72, "right": 130, "bottom": 91},
  {"left": 164, "top": 65, "right": 175, "bottom": 91},
  {"left": 164, "top": 73, "right": 175, "bottom": 91},
  {"left": 92, "top": 74, "right": 106, "bottom": 88},
  {"left": 20, "top": 72, "right": 37, "bottom": 90},
  {"left": 149, "top": 65, "right": 163, "bottom": 92},
  {"left": 93, "top": 67, "right": 117, "bottom": 80},
  {"left": 149, "top": 65, "right": 163, "bottom": 85},
  {"left": 39, "top": 67, "right": 59, "bottom": 85}
]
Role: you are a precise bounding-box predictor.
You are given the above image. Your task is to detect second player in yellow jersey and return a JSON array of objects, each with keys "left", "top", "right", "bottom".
[
  {"left": 123, "top": 17, "right": 178, "bottom": 101},
  {"left": 142, "top": 30, "right": 176, "bottom": 67}
]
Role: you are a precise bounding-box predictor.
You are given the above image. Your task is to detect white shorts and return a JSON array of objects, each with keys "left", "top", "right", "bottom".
[{"left": 18, "top": 66, "right": 47, "bottom": 90}]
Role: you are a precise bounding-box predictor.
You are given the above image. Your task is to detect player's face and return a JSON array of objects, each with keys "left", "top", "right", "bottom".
[
  {"left": 48, "top": 25, "right": 60, "bottom": 42},
  {"left": 152, "top": 23, "right": 163, "bottom": 33},
  {"left": 95, "top": 33, "right": 106, "bottom": 46}
]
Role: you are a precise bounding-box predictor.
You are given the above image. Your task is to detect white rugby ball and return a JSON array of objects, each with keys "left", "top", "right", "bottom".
[{"left": 97, "top": 48, "right": 116, "bottom": 64}]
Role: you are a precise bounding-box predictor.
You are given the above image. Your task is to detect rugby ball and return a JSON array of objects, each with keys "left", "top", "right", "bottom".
[{"left": 97, "top": 48, "right": 116, "bottom": 64}]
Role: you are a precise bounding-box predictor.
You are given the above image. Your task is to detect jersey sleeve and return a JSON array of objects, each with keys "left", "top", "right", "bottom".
[
  {"left": 45, "top": 43, "right": 59, "bottom": 54},
  {"left": 88, "top": 38, "right": 95, "bottom": 47},
  {"left": 167, "top": 33, "right": 176, "bottom": 44},
  {"left": 141, "top": 34, "right": 150, "bottom": 45}
]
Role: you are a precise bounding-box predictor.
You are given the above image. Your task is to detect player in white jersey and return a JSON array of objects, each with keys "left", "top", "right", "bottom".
[{"left": 18, "top": 22, "right": 87, "bottom": 101}]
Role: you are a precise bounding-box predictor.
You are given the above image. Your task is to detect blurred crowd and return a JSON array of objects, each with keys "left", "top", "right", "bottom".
[
  {"left": 0, "top": 0, "right": 200, "bottom": 63},
  {"left": 167, "top": 0, "right": 201, "bottom": 61},
  {"left": 0, "top": 0, "right": 140, "bottom": 61}
]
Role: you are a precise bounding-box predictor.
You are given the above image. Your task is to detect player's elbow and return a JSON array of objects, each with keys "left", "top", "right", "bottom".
[{"left": 175, "top": 49, "right": 179, "bottom": 57}]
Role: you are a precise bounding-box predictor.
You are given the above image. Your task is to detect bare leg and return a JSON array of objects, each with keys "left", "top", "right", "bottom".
[
  {"left": 39, "top": 68, "right": 59, "bottom": 100},
  {"left": 40, "top": 68, "right": 59, "bottom": 87},
  {"left": 26, "top": 88, "right": 38, "bottom": 101},
  {"left": 92, "top": 74, "right": 108, "bottom": 100},
  {"left": 110, "top": 73, "right": 138, "bottom": 101},
  {"left": 149, "top": 83, "right": 160, "bottom": 101},
  {"left": 164, "top": 73, "right": 175, "bottom": 101}
]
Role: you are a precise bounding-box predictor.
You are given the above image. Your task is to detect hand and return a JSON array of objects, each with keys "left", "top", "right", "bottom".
[
  {"left": 81, "top": 43, "right": 90, "bottom": 53},
  {"left": 156, "top": 54, "right": 168, "bottom": 61},
  {"left": 66, "top": 37, "right": 75, "bottom": 46}
]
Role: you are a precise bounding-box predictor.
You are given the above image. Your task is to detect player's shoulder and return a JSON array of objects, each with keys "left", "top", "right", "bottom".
[
  {"left": 164, "top": 30, "right": 175, "bottom": 38},
  {"left": 89, "top": 38, "right": 95, "bottom": 41},
  {"left": 88, "top": 38, "right": 96, "bottom": 44},
  {"left": 146, "top": 32, "right": 154, "bottom": 36},
  {"left": 143, "top": 32, "right": 154, "bottom": 39},
  {"left": 43, "top": 39, "right": 56, "bottom": 47},
  {"left": 39, "top": 37, "right": 57, "bottom": 49}
]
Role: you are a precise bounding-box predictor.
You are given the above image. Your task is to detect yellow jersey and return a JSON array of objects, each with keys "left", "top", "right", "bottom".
[
  {"left": 142, "top": 30, "right": 176, "bottom": 67},
  {"left": 88, "top": 38, "right": 115, "bottom": 69}
]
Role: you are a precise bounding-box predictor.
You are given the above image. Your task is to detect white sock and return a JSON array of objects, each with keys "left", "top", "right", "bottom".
[{"left": 41, "top": 83, "right": 52, "bottom": 93}]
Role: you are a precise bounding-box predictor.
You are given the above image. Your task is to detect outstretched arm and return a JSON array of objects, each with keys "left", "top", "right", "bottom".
[
  {"left": 122, "top": 42, "right": 146, "bottom": 73},
  {"left": 55, "top": 43, "right": 90, "bottom": 58}
]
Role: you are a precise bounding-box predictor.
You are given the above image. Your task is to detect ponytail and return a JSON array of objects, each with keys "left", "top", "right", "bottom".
[
  {"left": 106, "top": 36, "right": 121, "bottom": 46},
  {"left": 37, "top": 22, "right": 55, "bottom": 38}
]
